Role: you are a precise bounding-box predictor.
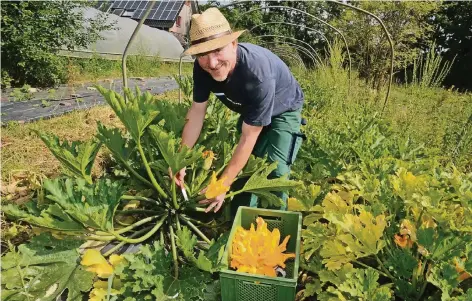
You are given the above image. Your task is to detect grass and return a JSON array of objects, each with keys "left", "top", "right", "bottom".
[
  {"left": 293, "top": 41, "right": 472, "bottom": 171},
  {"left": 65, "top": 54, "right": 193, "bottom": 84}
]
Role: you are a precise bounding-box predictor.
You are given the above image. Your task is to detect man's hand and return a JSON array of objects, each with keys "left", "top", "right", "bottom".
[
  {"left": 197, "top": 122, "right": 263, "bottom": 213},
  {"left": 169, "top": 167, "right": 186, "bottom": 188},
  {"left": 199, "top": 190, "right": 226, "bottom": 213}
]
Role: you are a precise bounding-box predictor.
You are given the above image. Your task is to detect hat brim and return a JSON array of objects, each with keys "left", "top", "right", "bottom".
[{"left": 183, "top": 30, "right": 245, "bottom": 56}]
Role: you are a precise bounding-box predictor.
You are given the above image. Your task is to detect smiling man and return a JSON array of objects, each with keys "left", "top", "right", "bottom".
[{"left": 174, "top": 8, "right": 304, "bottom": 214}]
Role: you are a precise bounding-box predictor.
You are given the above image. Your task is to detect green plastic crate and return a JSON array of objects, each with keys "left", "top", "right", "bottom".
[{"left": 220, "top": 206, "right": 302, "bottom": 301}]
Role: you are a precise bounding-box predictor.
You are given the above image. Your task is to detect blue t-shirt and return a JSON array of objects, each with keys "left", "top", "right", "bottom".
[{"left": 193, "top": 43, "right": 304, "bottom": 126}]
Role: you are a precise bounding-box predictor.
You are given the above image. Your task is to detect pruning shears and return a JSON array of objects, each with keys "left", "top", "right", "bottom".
[{"left": 181, "top": 186, "right": 189, "bottom": 202}]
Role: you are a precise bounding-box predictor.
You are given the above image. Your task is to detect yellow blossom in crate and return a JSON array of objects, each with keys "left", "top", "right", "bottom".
[
  {"left": 205, "top": 172, "right": 229, "bottom": 199},
  {"left": 230, "top": 217, "right": 296, "bottom": 277},
  {"left": 81, "top": 249, "right": 113, "bottom": 278}
]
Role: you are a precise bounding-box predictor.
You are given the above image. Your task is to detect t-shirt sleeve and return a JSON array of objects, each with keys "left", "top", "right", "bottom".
[
  {"left": 192, "top": 62, "right": 211, "bottom": 103},
  {"left": 243, "top": 78, "right": 276, "bottom": 127}
]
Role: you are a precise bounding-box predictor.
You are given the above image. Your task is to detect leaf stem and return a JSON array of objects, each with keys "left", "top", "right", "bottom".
[
  {"left": 103, "top": 225, "right": 153, "bottom": 257},
  {"left": 184, "top": 206, "right": 206, "bottom": 213},
  {"left": 179, "top": 215, "right": 212, "bottom": 244},
  {"left": 110, "top": 214, "right": 167, "bottom": 243},
  {"left": 417, "top": 263, "right": 431, "bottom": 300},
  {"left": 169, "top": 224, "right": 179, "bottom": 278},
  {"left": 91, "top": 215, "right": 161, "bottom": 239},
  {"left": 116, "top": 209, "right": 162, "bottom": 215},
  {"left": 137, "top": 141, "right": 168, "bottom": 199},
  {"left": 353, "top": 260, "right": 389, "bottom": 278},
  {"left": 175, "top": 215, "right": 182, "bottom": 231},
  {"left": 171, "top": 176, "right": 179, "bottom": 209},
  {"left": 119, "top": 159, "right": 153, "bottom": 188},
  {"left": 160, "top": 229, "right": 165, "bottom": 245},
  {"left": 375, "top": 255, "right": 394, "bottom": 280},
  {"left": 121, "top": 195, "right": 160, "bottom": 204}
]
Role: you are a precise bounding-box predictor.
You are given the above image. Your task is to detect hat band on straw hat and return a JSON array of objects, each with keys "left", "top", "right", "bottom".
[{"left": 191, "top": 30, "right": 233, "bottom": 46}]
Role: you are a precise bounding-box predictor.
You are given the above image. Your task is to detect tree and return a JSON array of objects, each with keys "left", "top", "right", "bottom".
[
  {"left": 1, "top": 1, "right": 115, "bottom": 87},
  {"left": 329, "top": 1, "right": 439, "bottom": 89},
  {"left": 204, "top": 1, "right": 326, "bottom": 67},
  {"left": 432, "top": 1, "right": 472, "bottom": 91}
]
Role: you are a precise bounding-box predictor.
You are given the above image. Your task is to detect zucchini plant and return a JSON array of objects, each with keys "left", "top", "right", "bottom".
[{"left": 3, "top": 86, "right": 301, "bottom": 280}]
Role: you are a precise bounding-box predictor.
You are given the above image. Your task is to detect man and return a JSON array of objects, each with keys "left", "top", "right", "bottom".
[{"left": 174, "top": 8, "right": 304, "bottom": 214}]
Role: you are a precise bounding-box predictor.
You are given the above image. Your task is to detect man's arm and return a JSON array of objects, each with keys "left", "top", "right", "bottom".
[
  {"left": 220, "top": 121, "right": 263, "bottom": 186},
  {"left": 173, "top": 100, "right": 207, "bottom": 187},
  {"left": 181, "top": 100, "right": 208, "bottom": 148}
]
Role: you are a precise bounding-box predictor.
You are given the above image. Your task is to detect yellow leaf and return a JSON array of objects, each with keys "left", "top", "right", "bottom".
[
  {"left": 81, "top": 249, "right": 113, "bottom": 278},
  {"left": 109, "top": 254, "right": 124, "bottom": 267}
]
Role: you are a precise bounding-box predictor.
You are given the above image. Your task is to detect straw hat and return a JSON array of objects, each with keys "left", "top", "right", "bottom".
[{"left": 184, "top": 8, "right": 245, "bottom": 56}]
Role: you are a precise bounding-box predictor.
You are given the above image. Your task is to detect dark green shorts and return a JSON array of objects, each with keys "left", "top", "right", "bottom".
[{"left": 230, "top": 108, "right": 304, "bottom": 216}]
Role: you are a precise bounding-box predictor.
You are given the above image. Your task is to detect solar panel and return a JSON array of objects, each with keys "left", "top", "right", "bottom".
[
  {"left": 122, "top": 1, "right": 185, "bottom": 22},
  {"left": 111, "top": 1, "right": 126, "bottom": 9},
  {"left": 131, "top": 1, "right": 140, "bottom": 9},
  {"left": 124, "top": 1, "right": 136, "bottom": 10},
  {"left": 167, "top": 1, "right": 184, "bottom": 21},
  {"left": 132, "top": 1, "right": 154, "bottom": 20},
  {"left": 148, "top": 1, "right": 184, "bottom": 21}
]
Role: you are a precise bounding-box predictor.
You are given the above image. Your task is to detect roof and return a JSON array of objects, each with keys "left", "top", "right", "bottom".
[{"left": 96, "top": 1, "right": 194, "bottom": 28}]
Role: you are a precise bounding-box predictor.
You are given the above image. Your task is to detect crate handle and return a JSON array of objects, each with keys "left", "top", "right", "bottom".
[
  {"left": 257, "top": 215, "right": 281, "bottom": 222},
  {"left": 243, "top": 281, "right": 273, "bottom": 288}
]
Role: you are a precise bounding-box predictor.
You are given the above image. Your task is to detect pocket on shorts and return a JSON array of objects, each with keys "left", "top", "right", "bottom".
[{"left": 288, "top": 132, "right": 304, "bottom": 165}]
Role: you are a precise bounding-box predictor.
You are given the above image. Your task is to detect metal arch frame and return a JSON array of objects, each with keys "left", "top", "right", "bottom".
[
  {"left": 261, "top": 41, "right": 317, "bottom": 66},
  {"left": 255, "top": 35, "right": 323, "bottom": 64},
  {"left": 269, "top": 46, "right": 306, "bottom": 63},
  {"left": 225, "top": 5, "right": 352, "bottom": 93},
  {"left": 219, "top": 0, "right": 394, "bottom": 112},
  {"left": 250, "top": 21, "right": 332, "bottom": 50},
  {"left": 122, "top": 0, "right": 156, "bottom": 100},
  {"left": 268, "top": 46, "right": 307, "bottom": 69},
  {"left": 327, "top": 0, "right": 394, "bottom": 112},
  {"left": 269, "top": 48, "right": 307, "bottom": 70}
]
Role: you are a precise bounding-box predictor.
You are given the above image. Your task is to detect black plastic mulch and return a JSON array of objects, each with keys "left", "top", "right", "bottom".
[{"left": 1, "top": 77, "right": 179, "bottom": 125}]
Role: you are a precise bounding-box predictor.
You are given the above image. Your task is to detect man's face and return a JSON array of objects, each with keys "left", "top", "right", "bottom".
[{"left": 197, "top": 41, "right": 237, "bottom": 82}]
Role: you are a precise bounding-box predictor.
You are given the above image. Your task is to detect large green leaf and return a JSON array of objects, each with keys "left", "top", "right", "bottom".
[
  {"left": 318, "top": 266, "right": 393, "bottom": 301},
  {"left": 43, "top": 178, "right": 126, "bottom": 231},
  {"left": 234, "top": 161, "right": 302, "bottom": 207},
  {"left": 36, "top": 131, "right": 101, "bottom": 184},
  {"left": 148, "top": 125, "right": 204, "bottom": 175},
  {"left": 1, "top": 233, "right": 93, "bottom": 301},
  {"left": 96, "top": 122, "right": 152, "bottom": 187},
  {"left": 152, "top": 99, "right": 189, "bottom": 135},
  {"left": 115, "top": 241, "right": 217, "bottom": 301},
  {"left": 96, "top": 85, "right": 160, "bottom": 141},
  {"left": 321, "top": 209, "right": 386, "bottom": 270},
  {"left": 2, "top": 203, "right": 85, "bottom": 232},
  {"left": 427, "top": 263, "right": 460, "bottom": 301},
  {"left": 302, "top": 222, "right": 331, "bottom": 261},
  {"left": 96, "top": 122, "right": 136, "bottom": 165},
  {"left": 176, "top": 226, "right": 215, "bottom": 273}
]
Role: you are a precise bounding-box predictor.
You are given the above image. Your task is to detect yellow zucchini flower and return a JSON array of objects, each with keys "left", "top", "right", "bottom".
[{"left": 205, "top": 172, "right": 230, "bottom": 199}]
